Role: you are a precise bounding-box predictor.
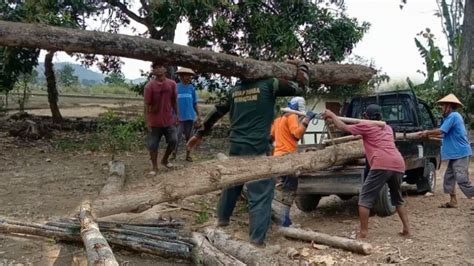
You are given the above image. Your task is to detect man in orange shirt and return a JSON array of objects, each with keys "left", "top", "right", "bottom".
[{"left": 271, "top": 97, "right": 316, "bottom": 226}]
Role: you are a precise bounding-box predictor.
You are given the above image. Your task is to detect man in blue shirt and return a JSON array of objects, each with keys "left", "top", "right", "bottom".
[
  {"left": 418, "top": 93, "right": 473, "bottom": 208},
  {"left": 172, "top": 67, "right": 201, "bottom": 162}
]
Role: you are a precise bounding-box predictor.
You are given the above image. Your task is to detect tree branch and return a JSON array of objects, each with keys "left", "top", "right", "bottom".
[{"left": 106, "top": 0, "right": 147, "bottom": 26}]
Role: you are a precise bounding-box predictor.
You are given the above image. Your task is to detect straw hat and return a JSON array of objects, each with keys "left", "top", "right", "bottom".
[
  {"left": 437, "top": 93, "right": 464, "bottom": 108},
  {"left": 176, "top": 67, "right": 195, "bottom": 75}
]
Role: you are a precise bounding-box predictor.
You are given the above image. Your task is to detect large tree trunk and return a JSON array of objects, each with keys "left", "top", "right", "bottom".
[
  {"left": 0, "top": 21, "right": 375, "bottom": 86},
  {"left": 92, "top": 140, "right": 364, "bottom": 217},
  {"left": 457, "top": 0, "right": 474, "bottom": 92},
  {"left": 44, "top": 50, "right": 63, "bottom": 123},
  {"left": 79, "top": 202, "right": 118, "bottom": 266}
]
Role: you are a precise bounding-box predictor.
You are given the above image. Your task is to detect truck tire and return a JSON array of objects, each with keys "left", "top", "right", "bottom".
[
  {"left": 373, "top": 184, "right": 396, "bottom": 217},
  {"left": 295, "top": 194, "right": 322, "bottom": 212},
  {"left": 416, "top": 162, "right": 436, "bottom": 193}
]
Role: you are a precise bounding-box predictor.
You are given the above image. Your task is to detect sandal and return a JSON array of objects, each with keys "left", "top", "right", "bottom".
[
  {"left": 161, "top": 162, "right": 174, "bottom": 169},
  {"left": 438, "top": 202, "right": 457, "bottom": 208},
  {"left": 185, "top": 156, "right": 193, "bottom": 162}
]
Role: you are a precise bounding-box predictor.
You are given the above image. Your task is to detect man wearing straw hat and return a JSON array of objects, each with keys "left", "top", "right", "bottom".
[
  {"left": 417, "top": 93, "right": 474, "bottom": 208},
  {"left": 172, "top": 67, "right": 201, "bottom": 162}
]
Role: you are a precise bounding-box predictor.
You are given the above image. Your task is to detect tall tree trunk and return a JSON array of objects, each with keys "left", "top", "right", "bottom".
[
  {"left": 457, "top": 0, "right": 473, "bottom": 93},
  {"left": 44, "top": 50, "right": 63, "bottom": 123},
  {"left": 0, "top": 21, "right": 375, "bottom": 86}
]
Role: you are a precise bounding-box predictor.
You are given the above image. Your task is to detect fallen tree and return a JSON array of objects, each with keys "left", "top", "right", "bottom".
[
  {"left": 0, "top": 20, "right": 375, "bottom": 86},
  {"left": 92, "top": 140, "right": 364, "bottom": 217}
]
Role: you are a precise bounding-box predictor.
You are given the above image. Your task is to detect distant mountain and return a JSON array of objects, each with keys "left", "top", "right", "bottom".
[
  {"left": 36, "top": 62, "right": 105, "bottom": 85},
  {"left": 130, "top": 77, "right": 147, "bottom": 85}
]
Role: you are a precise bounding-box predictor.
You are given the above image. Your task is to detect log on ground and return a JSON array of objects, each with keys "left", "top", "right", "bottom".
[
  {"left": 279, "top": 227, "right": 373, "bottom": 255},
  {"left": 204, "top": 229, "right": 280, "bottom": 265},
  {"left": 79, "top": 202, "right": 119, "bottom": 266},
  {"left": 93, "top": 140, "right": 365, "bottom": 217},
  {"left": 0, "top": 21, "right": 376, "bottom": 86},
  {"left": 192, "top": 232, "right": 245, "bottom": 266},
  {"left": 0, "top": 218, "right": 194, "bottom": 259},
  {"left": 100, "top": 160, "right": 126, "bottom": 196}
]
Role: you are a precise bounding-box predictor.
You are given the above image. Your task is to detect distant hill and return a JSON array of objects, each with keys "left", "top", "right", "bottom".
[{"left": 36, "top": 62, "right": 105, "bottom": 85}]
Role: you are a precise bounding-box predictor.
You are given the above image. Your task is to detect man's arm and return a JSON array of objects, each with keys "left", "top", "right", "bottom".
[
  {"left": 171, "top": 83, "right": 179, "bottom": 120},
  {"left": 323, "top": 109, "right": 351, "bottom": 133},
  {"left": 273, "top": 61, "right": 310, "bottom": 96},
  {"left": 419, "top": 128, "right": 443, "bottom": 138},
  {"left": 192, "top": 88, "right": 201, "bottom": 121},
  {"left": 195, "top": 97, "right": 230, "bottom": 137}
]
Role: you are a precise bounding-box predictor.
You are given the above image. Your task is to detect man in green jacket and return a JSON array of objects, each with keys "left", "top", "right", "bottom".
[{"left": 187, "top": 61, "right": 310, "bottom": 247}]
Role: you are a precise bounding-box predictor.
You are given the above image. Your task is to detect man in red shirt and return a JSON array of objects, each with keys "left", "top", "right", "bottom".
[
  {"left": 323, "top": 104, "right": 411, "bottom": 239},
  {"left": 144, "top": 63, "right": 179, "bottom": 174}
]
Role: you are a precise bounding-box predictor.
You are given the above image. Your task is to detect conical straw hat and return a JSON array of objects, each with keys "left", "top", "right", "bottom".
[
  {"left": 176, "top": 67, "right": 195, "bottom": 75},
  {"left": 437, "top": 93, "right": 464, "bottom": 107}
]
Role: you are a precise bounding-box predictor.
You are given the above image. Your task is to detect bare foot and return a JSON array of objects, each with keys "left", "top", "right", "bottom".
[
  {"left": 356, "top": 231, "right": 367, "bottom": 240},
  {"left": 398, "top": 230, "right": 411, "bottom": 238}
]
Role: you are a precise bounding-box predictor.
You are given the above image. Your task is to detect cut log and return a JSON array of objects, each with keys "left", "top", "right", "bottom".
[
  {"left": 93, "top": 140, "right": 365, "bottom": 217},
  {"left": 204, "top": 228, "right": 280, "bottom": 265},
  {"left": 100, "top": 160, "right": 126, "bottom": 196},
  {"left": 0, "top": 21, "right": 375, "bottom": 86},
  {"left": 0, "top": 218, "right": 193, "bottom": 259},
  {"left": 279, "top": 227, "right": 373, "bottom": 255},
  {"left": 395, "top": 132, "right": 441, "bottom": 142},
  {"left": 192, "top": 232, "right": 245, "bottom": 266},
  {"left": 79, "top": 202, "right": 119, "bottom": 266}
]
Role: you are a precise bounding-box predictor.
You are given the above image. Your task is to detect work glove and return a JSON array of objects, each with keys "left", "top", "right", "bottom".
[{"left": 306, "top": 111, "right": 318, "bottom": 120}]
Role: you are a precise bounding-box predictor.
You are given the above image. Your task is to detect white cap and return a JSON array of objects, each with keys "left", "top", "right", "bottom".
[{"left": 289, "top": 97, "right": 306, "bottom": 112}]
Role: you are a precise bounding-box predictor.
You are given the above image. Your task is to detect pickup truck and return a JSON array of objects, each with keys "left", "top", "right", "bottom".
[{"left": 296, "top": 90, "right": 441, "bottom": 216}]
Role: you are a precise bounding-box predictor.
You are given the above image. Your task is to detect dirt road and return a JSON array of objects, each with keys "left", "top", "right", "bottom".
[{"left": 0, "top": 129, "right": 473, "bottom": 264}]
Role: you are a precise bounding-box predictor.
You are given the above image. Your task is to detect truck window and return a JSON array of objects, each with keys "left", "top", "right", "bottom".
[
  {"left": 418, "top": 103, "right": 435, "bottom": 129},
  {"left": 381, "top": 104, "right": 405, "bottom": 122}
]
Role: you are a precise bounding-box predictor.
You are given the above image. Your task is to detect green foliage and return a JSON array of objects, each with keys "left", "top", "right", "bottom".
[
  {"left": 57, "top": 64, "right": 80, "bottom": 87},
  {"left": 12, "top": 71, "right": 37, "bottom": 112},
  {"left": 195, "top": 211, "right": 210, "bottom": 224},
  {"left": 96, "top": 111, "right": 146, "bottom": 159},
  {"left": 104, "top": 72, "right": 127, "bottom": 86}
]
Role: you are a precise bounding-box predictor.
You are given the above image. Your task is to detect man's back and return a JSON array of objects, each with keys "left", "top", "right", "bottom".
[
  {"left": 440, "top": 111, "right": 472, "bottom": 159},
  {"left": 272, "top": 113, "right": 306, "bottom": 156}
]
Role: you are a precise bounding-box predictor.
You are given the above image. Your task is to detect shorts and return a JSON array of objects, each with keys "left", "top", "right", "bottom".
[
  {"left": 358, "top": 169, "right": 405, "bottom": 209},
  {"left": 147, "top": 126, "right": 177, "bottom": 151}
]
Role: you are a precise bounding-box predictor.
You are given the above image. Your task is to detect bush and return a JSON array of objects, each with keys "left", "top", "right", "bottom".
[{"left": 90, "top": 84, "right": 133, "bottom": 95}]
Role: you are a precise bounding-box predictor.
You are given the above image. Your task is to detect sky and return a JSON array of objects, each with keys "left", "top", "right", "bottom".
[{"left": 40, "top": 1, "right": 447, "bottom": 83}]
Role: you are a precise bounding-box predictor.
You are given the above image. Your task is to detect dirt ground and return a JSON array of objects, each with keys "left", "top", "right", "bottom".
[{"left": 0, "top": 98, "right": 473, "bottom": 265}]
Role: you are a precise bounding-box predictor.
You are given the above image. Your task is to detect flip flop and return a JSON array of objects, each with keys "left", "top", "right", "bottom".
[
  {"left": 438, "top": 202, "right": 457, "bottom": 208},
  {"left": 161, "top": 162, "right": 174, "bottom": 169},
  {"left": 148, "top": 170, "right": 157, "bottom": 176}
]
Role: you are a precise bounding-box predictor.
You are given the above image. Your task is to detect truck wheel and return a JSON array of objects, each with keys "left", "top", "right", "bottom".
[
  {"left": 416, "top": 162, "right": 436, "bottom": 193},
  {"left": 295, "top": 194, "right": 321, "bottom": 212},
  {"left": 373, "top": 184, "right": 396, "bottom": 217}
]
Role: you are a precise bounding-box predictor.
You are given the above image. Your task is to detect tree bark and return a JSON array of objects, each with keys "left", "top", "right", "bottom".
[
  {"left": 100, "top": 160, "right": 126, "bottom": 197},
  {"left": 0, "top": 218, "right": 193, "bottom": 259},
  {"left": 44, "top": 50, "right": 63, "bottom": 123},
  {"left": 0, "top": 21, "right": 376, "bottom": 86},
  {"left": 204, "top": 229, "right": 281, "bottom": 266},
  {"left": 457, "top": 0, "right": 474, "bottom": 92},
  {"left": 192, "top": 232, "right": 246, "bottom": 266},
  {"left": 79, "top": 202, "right": 119, "bottom": 266},
  {"left": 92, "top": 140, "right": 364, "bottom": 217},
  {"left": 278, "top": 227, "right": 373, "bottom": 255}
]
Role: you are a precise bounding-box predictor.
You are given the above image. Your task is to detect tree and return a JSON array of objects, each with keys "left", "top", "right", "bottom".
[
  {"left": 0, "top": 2, "right": 39, "bottom": 107},
  {"left": 104, "top": 72, "right": 127, "bottom": 86},
  {"left": 57, "top": 64, "right": 79, "bottom": 87}
]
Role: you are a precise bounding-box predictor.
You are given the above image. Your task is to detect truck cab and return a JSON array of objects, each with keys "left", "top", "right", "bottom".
[{"left": 296, "top": 90, "right": 441, "bottom": 216}]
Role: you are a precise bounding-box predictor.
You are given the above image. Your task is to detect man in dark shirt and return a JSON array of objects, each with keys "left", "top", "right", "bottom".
[
  {"left": 187, "top": 61, "right": 310, "bottom": 247},
  {"left": 144, "top": 62, "right": 178, "bottom": 174}
]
